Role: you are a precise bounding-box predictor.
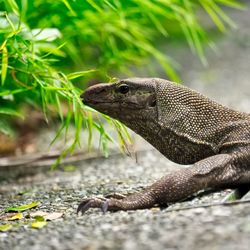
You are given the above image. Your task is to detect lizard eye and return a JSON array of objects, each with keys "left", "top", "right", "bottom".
[{"left": 118, "top": 84, "right": 129, "bottom": 94}]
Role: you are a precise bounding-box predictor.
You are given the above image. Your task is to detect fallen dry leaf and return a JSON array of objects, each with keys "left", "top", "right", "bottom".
[
  {"left": 6, "top": 213, "right": 23, "bottom": 221},
  {"left": 0, "top": 213, "right": 23, "bottom": 221},
  {"left": 28, "top": 211, "right": 48, "bottom": 218},
  {"left": 45, "top": 212, "right": 63, "bottom": 221},
  {"left": 28, "top": 211, "right": 63, "bottom": 221}
]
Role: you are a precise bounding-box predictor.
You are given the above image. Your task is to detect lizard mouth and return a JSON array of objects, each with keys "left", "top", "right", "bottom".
[
  {"left": 83, "top": 98, "right": 145, "bottom": 110},
  {"left": 81, "top": 90, "right": 146, "bottom": 109},
  {"left": 81, "top": 92, "right": 109, "bottom": 107},
  {"left": 82, "top": 99, "right": 111, "bottom": 106}
]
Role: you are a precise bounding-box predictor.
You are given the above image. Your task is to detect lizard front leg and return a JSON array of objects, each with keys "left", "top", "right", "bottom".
[{"left": 77, "top": 153, "right": 247, "bottom": 214}]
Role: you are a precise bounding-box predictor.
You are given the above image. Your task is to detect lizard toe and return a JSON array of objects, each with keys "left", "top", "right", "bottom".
[{"left": 77, "top": 198, "right": 109, "bottom": 215}]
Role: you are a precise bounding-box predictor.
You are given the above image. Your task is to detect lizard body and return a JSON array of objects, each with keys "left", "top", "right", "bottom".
[{"left": 78, "top": 78, "right": 250, "bottom": 213}]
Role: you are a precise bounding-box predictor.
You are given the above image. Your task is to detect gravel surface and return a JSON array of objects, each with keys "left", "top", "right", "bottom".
[
  {"left": 1, "top": 2, "right": 250, "bottom": 250},
  {"left": 0, "top": 151, "right": 242, "bottom": 250}
]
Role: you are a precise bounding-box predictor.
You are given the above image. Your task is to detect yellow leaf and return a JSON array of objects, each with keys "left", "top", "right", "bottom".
[
  {"left": 31, "top": 221, "right": 47, "bottom": 229},
  {"left": 0, "top": 224, "right": 12, "bottom": 232},
  {"left": 7, "top": 213, "right": 23, "bottom": 221}
]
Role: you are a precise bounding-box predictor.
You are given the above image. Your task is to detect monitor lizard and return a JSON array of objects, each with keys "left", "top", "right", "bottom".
[{"left": 77, "top": 78, "right": 250, "bottom": 214}]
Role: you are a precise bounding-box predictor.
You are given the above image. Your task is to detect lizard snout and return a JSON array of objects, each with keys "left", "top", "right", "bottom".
[{"left": 81, "top": 83, "right": 111, "bottom": 105}]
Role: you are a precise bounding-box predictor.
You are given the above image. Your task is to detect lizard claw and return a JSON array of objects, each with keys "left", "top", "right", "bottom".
[
  {"left": 101, "top": 200, "right": 109, "bottom": 214},
  {"left": 76, "top": 199, "right": 92, "bottom": 214},
  {"left": 77, "top": 198, "right": 109, "bottom": 215}
]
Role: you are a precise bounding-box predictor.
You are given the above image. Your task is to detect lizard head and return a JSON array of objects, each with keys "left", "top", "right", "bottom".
[{"left": 81, "top": 78, "right": 158, "bottom": 123}]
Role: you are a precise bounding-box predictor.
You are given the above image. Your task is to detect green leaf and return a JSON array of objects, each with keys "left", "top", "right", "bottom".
[
  {"left": 1, "top": 46, "right": 8, "bottom": 85},
  {"left": 86, "top": 0, "right": 103, "bottom": 13},
  {"left": 200, "top": 2, "right": 226, "bottom": 32},
  {"left": 215, "top": 0, "right": 244, "bottom": 9},
  {"left": 0, "top": 88, "right": 28, "bottom": 97},
  {"left": 5, "top": 0, "right": 19, "bottom": 16},
  {"left": 0, "top": 107, "right": 24, "bottom": 119},
  {"left": 67, "top": 70, "right": 96, "bottom": 80},
  {"left": 87, "top": 111, "right": 93, "bottom": 150},
  {"left": 55, "top": 93, "right": 63, "bottom": 121},
  {"left": 63, "top": 165, "right": 76, "bottom": 172},
  {"left": 33, "top": 215, "right": 45, "bottom": 221},
  {"left": 4, "top": 11, "right": 16, "bottom": 31},
  {"left": 5, "top": 201, "right": 40, "bottom": 212},
  {"left": 62, "top": 0, "right": 77, "bottom": 16},
  {"left": 0, "top": 120, "right": 15, "bottom": 137},
  {"left": 41, "top": 41, "right": 67, "bottom": 58}
]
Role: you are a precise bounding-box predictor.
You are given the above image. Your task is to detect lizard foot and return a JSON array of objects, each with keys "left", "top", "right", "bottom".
[{"left": 77, "top": 197, "right": 109, "bottom": 215}]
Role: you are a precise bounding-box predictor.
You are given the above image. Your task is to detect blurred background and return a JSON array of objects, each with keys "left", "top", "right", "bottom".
[{"left": 0, "top": 0, "right": 249, "bottom": 160}]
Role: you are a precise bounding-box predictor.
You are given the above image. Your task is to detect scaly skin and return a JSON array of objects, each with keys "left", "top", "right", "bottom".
[{"left": 77, "top": 78, "right": 250, "bottom": 214}]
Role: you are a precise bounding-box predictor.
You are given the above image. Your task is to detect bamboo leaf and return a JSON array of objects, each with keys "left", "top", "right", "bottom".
[
  {"left": 67, "top": 70, "right": 96, "bottom": 80},
  {"left": 200, "top": 1, "right": 226, "bottom": 32},
  {"left": 1, "top": 46, "right": 8, "bottom": 85},
  {"left": 0, "top": 120, "right": 15, "bottom": 136},
  {"left": 0, "top": 107, "right": 24, "bottom": 118},
  {"left": 87, "top": 111, "right": 93, "bottom": 150},
  {"left": 5, "top": 201, "right": 40, "bottom": 212},
  {"left": 62, "top": 0, "right": 77, "bottom": 16},
  {"left": 5, "top": 0, "right": 19, "bottom": 16},
  {"left": 215, "top": 0, "right": 244, "bottom": 9}
]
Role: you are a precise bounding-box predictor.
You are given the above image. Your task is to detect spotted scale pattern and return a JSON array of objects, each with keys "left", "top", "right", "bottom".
[{"left": 78, "top": 78, "right": 250, "bottom": 213}]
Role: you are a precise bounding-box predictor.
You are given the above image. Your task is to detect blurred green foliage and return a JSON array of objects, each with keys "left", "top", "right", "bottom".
[{"left": 0, "top": 0, "right": 243, "bottom": 156}]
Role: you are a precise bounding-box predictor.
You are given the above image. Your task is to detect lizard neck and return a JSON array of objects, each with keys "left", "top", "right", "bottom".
[
  {"left": 155, "top": 80, "right": 249, "bottom": 144},
  {"left": 122, "top": 119, "right": 216, "bottom": 165}
]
